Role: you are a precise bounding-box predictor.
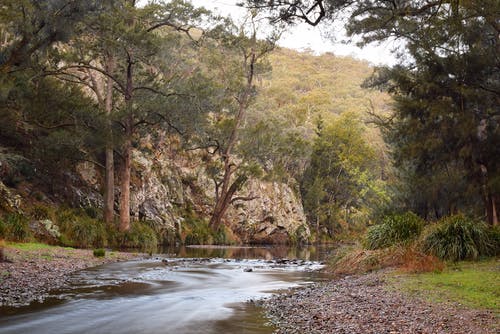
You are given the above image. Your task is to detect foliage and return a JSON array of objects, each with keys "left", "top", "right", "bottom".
[
  {"left": 486, "top": 226, "right": 500, "bottom": 256},
  {"left": 0, "top": 213, "right": 32, "bottom": 242},
  {"left": 361, "top": 1, "right": 500, "bottom": 224},
  {"left": 421, "top": 215, "right": 495, "bottom": 261},
  {"left": 122, "top": 222, "right": 158, "bottom": 252},
  {"left": 365, "top": 212, "right": 424, "bottom": 250},
  {"left": 302, "top": 113, "right": 388, "bottom": 237},
  {"left": 93, "top": 248, "right": 106, "bottom": 258},
  {"left": 0, "top": 149, "right": 34, "bottom": 187},
  {"left": 183, "top": 218, "right": 214, "bottom": 245},
  {"left": 56, "top": 210, "right": 107, "bottom": 248}
]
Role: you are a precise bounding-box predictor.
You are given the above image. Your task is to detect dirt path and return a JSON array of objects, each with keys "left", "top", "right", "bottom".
[
  {"left": 264, "top": 272, "right": 498, "bottom": 334},
  {"left": 0, "top": 245, "right": 139, "bottom": 307}
]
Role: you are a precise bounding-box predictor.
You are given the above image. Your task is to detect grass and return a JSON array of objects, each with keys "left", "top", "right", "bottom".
[
  {"left": 389, "top": 259, "right": 500, "bottom": 312},
  {"left": 6, "top": 241, "right": 74, "bottom": 251}
]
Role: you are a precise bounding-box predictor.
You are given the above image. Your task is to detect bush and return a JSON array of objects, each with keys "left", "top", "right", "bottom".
[
  {"left": 183, "top": 219, "right": 212, "bottom": 245},
  {"left": 93, "top": 248, "right": 106, "bottom": 257},
  {"left": 123, "top": 222, "right": 158, "bottom": 252},
  {"left": 421, "top": 215, "right": 494, "bottom": 261},
  {"left": 57, "top": 210, "right": 107, "bottom": 248},
  {"left": 0, "top": 217, "right": 5, "bottom": 238},
  {"left": 1, "top": 213, "right": 32, "bottom": 242},
  {"left": 486, "top": 226, "right": 500, "bottom": 256},
  {"left": 31, "top": 204, "right": 54, "bottom": 220},
  {"left": 365, "top": 212, "right": 424, "bottom": 249}
]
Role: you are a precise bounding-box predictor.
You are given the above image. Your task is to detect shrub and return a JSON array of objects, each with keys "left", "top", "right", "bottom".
[
  {"left": 57, "top": 211, "right": 107, "bottom": 248},
  {"left": 123, "top": 222, "right": 158, "bottom": 252},
  {"left": 183, "top": 219, "right": 212, "bottom": 245},
  {"left": 486, "top": 226, "right": 500, "bottom": 256},
  {"left": 93, "top": 248, "right": 106, "bottom": 257},
  {"left": 31, "top": 204, "right": 54, "bottom": 220},
  {"left": 0, "top": 217, "right": 5, "bottom": 238},
  {"left": 3, "top": 213, "right": 32, "bottom": 242},
  {"left": 141, "top": 220, "right": 177, "bottom": 246},
  {"left": 365, "top": 212, "right": 424, "bottom": 249},
  {"left": 421, "top": 214, "right": 494, "bottom": 261}
]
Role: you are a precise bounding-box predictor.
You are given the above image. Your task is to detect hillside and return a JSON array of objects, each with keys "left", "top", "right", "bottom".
[{"left": 0, "top": 46, "right": 390, "bottom": 247}]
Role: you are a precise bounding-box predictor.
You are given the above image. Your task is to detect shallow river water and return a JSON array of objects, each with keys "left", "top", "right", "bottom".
[{"left": 0, "top": 245, "right": 332, "bottom": 334}]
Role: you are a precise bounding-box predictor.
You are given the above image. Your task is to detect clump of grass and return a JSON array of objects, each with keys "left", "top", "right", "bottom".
[
  {"left": 30, "top": 204, "right": 55, "bottom": 220},
  {"left": 399, "top": 245, "right": 444, "bottom": 273},
  {"left": 1, "top": 213, "right": 32, "bottom": 242},
  {"left": 365, "top": 212, "right": 424, "bottom": 250},
  {"left": 486, "top": 226, "right": 500, "bottom": 256},
  {"left": 93, "top": 248, "right": 106, "bottom": 257},
  {"left": 183, "top": 218, "right": 213, "bottom": 245},
  {"left": 56, "top": 209, "right": 107, "bottom": 248},
  {"left": 122, "top": 222, "right": 158, "bottom": 252},
  {"left": 421, "top": 214, "right": 494, "bottom": 261}
]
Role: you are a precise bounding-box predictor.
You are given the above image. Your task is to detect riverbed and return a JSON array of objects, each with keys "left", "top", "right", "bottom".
[{"left": 0, "top": 245, "right": 332, "bottom": 334}]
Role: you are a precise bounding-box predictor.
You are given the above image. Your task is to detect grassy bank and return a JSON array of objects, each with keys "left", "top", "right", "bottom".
[
  {"left": 389, "top": 259, "right": 499, "bottom": 312},
  {"left": 3, "top": 241, "right": 137, "bottom": 262}
]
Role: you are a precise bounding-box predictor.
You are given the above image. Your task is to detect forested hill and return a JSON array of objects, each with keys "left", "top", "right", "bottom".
[
  {"left": 0, "top": 36, "right": 390, "bottom": 246},
  {"left": 263, "top": 48, "right": 389, "bottom": 118}
]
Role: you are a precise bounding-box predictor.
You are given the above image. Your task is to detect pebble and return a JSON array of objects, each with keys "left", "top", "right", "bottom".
[{"left": 264, "top": 272, "right": 498, "bottom": 334}]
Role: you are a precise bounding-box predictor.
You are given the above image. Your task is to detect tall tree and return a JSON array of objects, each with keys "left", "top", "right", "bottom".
[
  {"left": 200, "top": 12, "right": 279, "bottom": 231},
  {"left": 0, "top": 0, "right": 99, "bottom": 74},
  {"left": 248, "top": 0, "right": 500, "bottom": 225},
  {"left": 45, "top": 0, "right": 211, "bottom": 231},
  {"left": 302, "top": 113, "right": 384, "bottom": 237}
]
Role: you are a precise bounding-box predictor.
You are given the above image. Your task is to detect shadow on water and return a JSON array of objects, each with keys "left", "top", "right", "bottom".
[{"left": 0, "top": 245, "right": 334, "bottom": 334}]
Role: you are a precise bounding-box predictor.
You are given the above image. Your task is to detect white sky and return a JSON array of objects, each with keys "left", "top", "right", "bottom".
[{"left": 191, "top": 0, "right": 398, "bottom": 66}]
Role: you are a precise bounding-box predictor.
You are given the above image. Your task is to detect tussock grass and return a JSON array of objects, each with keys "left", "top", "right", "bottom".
[
  {"left": 365, "top": 212, "right": 424, "bottom": 250},
  {"left": 421, "top": 215, "right": 495, "bottom": 261}
]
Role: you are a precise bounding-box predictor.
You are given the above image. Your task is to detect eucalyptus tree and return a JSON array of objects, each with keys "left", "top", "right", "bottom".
[
  {"left": 47, "top": 0, "right": 212, "bottom": 231},
  {"left": 0, "top": 0, "right": 100, "bottom": 75},
  {"left": 247, "top": 0, "right": 500, "bottom": 225},
  {"left": 198, "top": 12, "right": 280, "bottom": 231}
]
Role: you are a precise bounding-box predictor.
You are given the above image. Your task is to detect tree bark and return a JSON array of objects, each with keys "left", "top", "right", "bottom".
[
  {"left": 119, "top": 54, "right": 134, "bottom": 231},
  {"left": 209, "top": 88, "right": 251, "bottom": 230},
  {"left": 103, "top": 55, "right": 115, "bottom": 224},
  {"left": 119, "top": 123, "right": 132, "bottom": 232},
  {"left": 209, "top": 175, "right": 248, "bottom": 230}
]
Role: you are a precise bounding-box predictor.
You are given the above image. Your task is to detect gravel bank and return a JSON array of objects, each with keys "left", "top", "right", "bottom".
[
  {"left": 264, "top": 272, "right": 498, "bottom": 334},
  {"left": 0, "top": 245, "right": 138, "bottom": 307}
]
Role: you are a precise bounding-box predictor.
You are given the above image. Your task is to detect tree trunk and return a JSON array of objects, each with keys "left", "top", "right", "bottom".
[
  {"left": 491, "top": 195, "right": 498, "bottom": 226},
  {"left": 119, "top": 128, "right": 132, "bottom": 232},
  {"left": 104, "top": 147, "right": 115, "bottom": 223},
  {"left": 103, "top": 55, "right": 115, "bottom": 224},
  {"left": 209, "top": 175, "right": 248, "bottom": 230},
  {"left": 486, "top": 194, "right": 498, "bottom": 226},
  {"left": 119, "top": 52, "right": 134, "bottom": 232}
]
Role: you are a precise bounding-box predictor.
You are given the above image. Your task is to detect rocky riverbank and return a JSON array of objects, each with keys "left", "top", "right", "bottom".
[
  {"left": 263, "top": 271, "right": 498, "bottom": 334},
  {"left": 0, "top": 244, "right": 139, "bottom": 307}
]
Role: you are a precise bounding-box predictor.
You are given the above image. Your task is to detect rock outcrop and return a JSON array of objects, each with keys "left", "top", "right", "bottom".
[
  {"left": 226, "top": 179, "right": 310, "bottom": 244},
  {"left": 74, "top": 137, "right": 310, "bottom": 244}
]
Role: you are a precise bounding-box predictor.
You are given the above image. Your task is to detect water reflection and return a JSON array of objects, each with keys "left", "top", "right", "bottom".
[{"left": 163, "top": 244, "right": 332, "bottom": 262}]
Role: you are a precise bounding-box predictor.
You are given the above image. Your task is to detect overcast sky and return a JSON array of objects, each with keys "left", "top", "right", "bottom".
[{"left": 190, "top": 0, "right": 398, "bottom": 66}]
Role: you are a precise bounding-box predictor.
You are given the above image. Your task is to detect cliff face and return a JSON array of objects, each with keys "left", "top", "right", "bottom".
[
  {"left": 75, "top": 137, "right": 310, "bottom": 244},
  {"left": 226, "top": 179, "right": 310, "bottom": 244}
]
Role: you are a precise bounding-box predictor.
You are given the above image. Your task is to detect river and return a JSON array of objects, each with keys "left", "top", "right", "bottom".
[{"left": 0, "top": 245, "right": 333, "bottom": 334}]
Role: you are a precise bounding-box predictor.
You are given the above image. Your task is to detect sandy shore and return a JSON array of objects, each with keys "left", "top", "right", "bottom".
[
  {"left": 0, "top": 245, "right": 139, "bottom": 307},
  {"left": 263, "top": 271, "right": 498, "bottom": 334}
]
